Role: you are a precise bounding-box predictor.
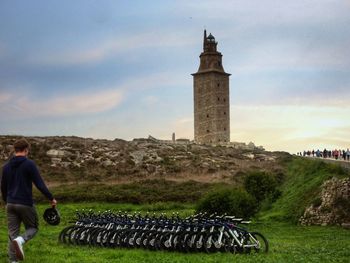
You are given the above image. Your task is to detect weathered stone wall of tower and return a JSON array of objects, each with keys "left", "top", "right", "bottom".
[
  {"left": 193, "top": 31, "right": 230, "bottom": 144},
  {"left": 194, "top": 73, "right": 230, "bottom": 144}
]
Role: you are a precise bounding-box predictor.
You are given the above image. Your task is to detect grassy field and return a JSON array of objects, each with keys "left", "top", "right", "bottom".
[
  {"left": 1, "top": 203, "right": 349, "bottom": 263},
  {"left": 1, "top": 158, "right": 350, "bottom": 262},
  {"left": 33, "top": 179, "right": 222, "bottom": 204}
]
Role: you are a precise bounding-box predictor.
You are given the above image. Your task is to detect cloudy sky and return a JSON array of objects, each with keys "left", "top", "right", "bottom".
[{"left": 0, "top": 0, "right": 349, "bottom": 153}]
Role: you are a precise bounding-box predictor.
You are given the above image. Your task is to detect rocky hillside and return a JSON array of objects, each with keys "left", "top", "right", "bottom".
[
  {"left": 260, "top": 158, "right": 350, "bottom": 226},
  {"left": 300, "top": 177, "right": 350, "bottom": 227},
  {"left": 0, "top": 135, "right": 289, "bottom": 185}
]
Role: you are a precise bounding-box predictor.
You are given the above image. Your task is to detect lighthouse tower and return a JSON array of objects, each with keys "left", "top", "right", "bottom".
[{"left": 192, "top": 30, "right": 231, "bottom": 144}]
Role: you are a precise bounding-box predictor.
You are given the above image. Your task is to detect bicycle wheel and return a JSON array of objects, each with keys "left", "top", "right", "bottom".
[
  {"left": 140, "top": 230, "right": 154, "bottom": 248},
  {"left": 194, "top": 232, "right": 206, "bottom": 252},
  {"left": 91, "top": 228, "right": 106, "bottom": 247},
  {"left": 100, "top": 229, "right": 112, "bottom": 247},
  {"left": 204, "top": 231, "right": 228, "bottom": 253},
  {"left": 88, "top": 228, "right": 102, "bottom": 246},
  {"left": 203, "top": 232, "right": 216, "bottom": 253},
  {"left": 75, "top": 227, "right": 91, "bottom": 245},
  {"left": 221, "top": 231, "right": 235, "bottom": 253},
  {"left": 183, "top": 231, "right": 197, "bottom": 253},
  {"left": 146, "top": 231, "right": 161, "bottom": 250},
  {"left": 59, "top": 225, "right": 75, "bottom": 244},
  {"left": 125, "top": 229, "right": 138, "bottom": 248},
  {"left": 119, "top": 229, "right": 131, "bottom": 247},
  {"left": 249, "top": 232, "right": 269, "bottom": 253},
  {"left": 134, "top": 230, "right": 146, "bottom": 248},
  {"left": 158, "top": 232, "right": 172, "bottom": 250},
  {"left": 68, "top": 226, "right": 83, "bottom": 245},
  {"left": 106, "top": 229, "right": 122, "bottom": 248},
  {"left": 176, "top": 231, "right": 191, "bottom": 253},
  {"left": 172, "top": 232, "right": 183, "bottom": 252}
]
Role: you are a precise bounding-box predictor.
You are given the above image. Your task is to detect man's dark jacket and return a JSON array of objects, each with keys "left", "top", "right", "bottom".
[{"left": 1, "top": 156, "right": 53, "bottom": 206}]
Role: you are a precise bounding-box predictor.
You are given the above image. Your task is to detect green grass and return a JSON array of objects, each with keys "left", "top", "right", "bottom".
[
  {"left": 2, "top": 157, "right": 350, "bottom": 262},
  {"left": 1, "top": 203, "right": 349, "bottom": 263},
  {"left": 259, "top": 157, "right": 349, "bottom": 223},
  {"left": 33, "top": 179, "right": 223, "bottom": 204}
]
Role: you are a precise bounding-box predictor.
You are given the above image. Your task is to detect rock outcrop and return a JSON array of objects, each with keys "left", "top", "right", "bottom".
[
  {"left": 0, "top": 135, "right": 287, "bottom": 183},
  {"left": 300, "top": 177, "right": 350, "bottom": 227}
]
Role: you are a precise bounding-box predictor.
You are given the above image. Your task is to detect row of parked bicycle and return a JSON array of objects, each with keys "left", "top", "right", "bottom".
[{"left": 59, "top": 210, "right": 268, "bottom": 254}]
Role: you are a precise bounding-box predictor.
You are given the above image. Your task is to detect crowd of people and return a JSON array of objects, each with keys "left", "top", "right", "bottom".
[{"left": 297, "top": 148, "right": 350, "bottom": 161}]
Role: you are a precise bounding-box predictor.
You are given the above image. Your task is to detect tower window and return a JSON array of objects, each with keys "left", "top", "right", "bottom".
[
  {"left": 224, "top": 127, "right": 226, "bottom": 131},
  {"left": 217, "top": 97, "right": 220, "bottom": 101},
  {"left": 207, "top": 130, "right": 210, "bottom": 133},
  {"left": 224, "top": 112, "right": 226, "bottom": 115},
  {"left": 207, "top": 114, "right": 209, "bottom": 118},
  {"left": 223, "top": 98, "right": 226, "bottom": 102},
  {"left": 217, "top": 83, "right": 220, "bottom": 87},
  {"left": 218, "top": 139, "right": 221, "bottom": 142},
  {"left": 218, "top": 61, "right": 221, "bottom": 66}
]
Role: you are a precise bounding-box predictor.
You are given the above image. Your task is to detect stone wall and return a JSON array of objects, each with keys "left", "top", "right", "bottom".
[{"left": 300, "top": 177, "right": 350, "bottom": 228}]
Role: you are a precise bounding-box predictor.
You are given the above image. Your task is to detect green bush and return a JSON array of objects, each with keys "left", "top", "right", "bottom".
[
  {"left": 244, "top": 171, "right": 278, "bottom": 203},
  {"left": 196, "top": 188, "right": 258, "bottom": 218}
]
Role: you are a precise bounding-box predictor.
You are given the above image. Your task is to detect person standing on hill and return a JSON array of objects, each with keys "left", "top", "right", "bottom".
[
  {"left": 316, "top": 149, "right": 320, "bottom": 157},
  {"left": 323, "top": 149, "right": 327, "bottom": 158},
  {"left": 336, "top": 149, "right": 340, "bottom": 160},
  {"left": 346, "top": 149, "right": 350, "bottom": 161},
  {"left": 1, "top": 138, "right": 57, "bottom": 262}
]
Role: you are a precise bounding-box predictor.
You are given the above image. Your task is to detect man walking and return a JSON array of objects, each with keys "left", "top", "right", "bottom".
[{"left": 1, "top": 138, "right": 56, "bottom": 262}]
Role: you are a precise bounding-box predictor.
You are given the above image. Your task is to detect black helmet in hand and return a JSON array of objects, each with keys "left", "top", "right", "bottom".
[{"left": 43, "top": 206, "right": 60, "bottom": 225}]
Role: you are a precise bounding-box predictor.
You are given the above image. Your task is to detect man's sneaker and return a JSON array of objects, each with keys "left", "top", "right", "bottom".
[{"left": 12, "top": 237, "right": 25, "bottom": 261}]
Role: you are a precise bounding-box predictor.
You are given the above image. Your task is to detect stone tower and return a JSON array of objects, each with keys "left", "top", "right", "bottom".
[{"left": 192, "top": 30, "right": 230, "bottom": 144}]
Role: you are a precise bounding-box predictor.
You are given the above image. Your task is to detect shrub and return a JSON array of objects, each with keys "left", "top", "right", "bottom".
[
  {"left": 244, "top": 171, "right": 278, "bottom": 203},
  {"left": 274, "top": 170, "right": 286, "bottom": 184},
  {"left": 196, "top": 188, "right": 258, "bottom": 218}
]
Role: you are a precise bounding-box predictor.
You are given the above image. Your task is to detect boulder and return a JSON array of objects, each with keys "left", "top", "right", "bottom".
[
  {"left": 130, "top": 150, "right": 146, "bottom": 165},
  {"left": 47, "top": 149, "right": 66, "bottom": 158}
]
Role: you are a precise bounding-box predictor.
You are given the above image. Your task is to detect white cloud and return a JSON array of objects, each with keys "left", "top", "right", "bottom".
[
  {"left": 0, "top": 70, "right": 187, "bottom": 120},
  {"left": 230, "top": 105, "right": 350, "bottom": 152},
  {"left": 47, "top": 89, "right": 123, "bottom": 115},
  {"left": 0, "top": 88, "right": 124, "bottom": 118}
]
